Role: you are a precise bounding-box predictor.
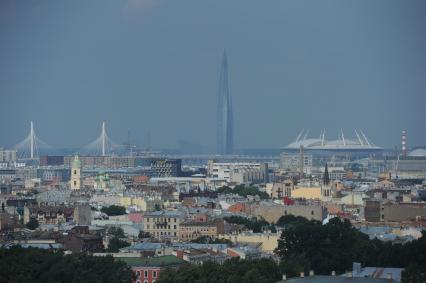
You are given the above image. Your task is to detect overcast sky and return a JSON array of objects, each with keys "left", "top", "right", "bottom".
[{"left": 1, "top": 0, "right": 425, "bottom": 150}]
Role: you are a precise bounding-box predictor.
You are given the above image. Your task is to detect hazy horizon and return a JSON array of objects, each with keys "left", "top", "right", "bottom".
[{"left": 1, "top": 0, "right": 426, "bottom": 150}]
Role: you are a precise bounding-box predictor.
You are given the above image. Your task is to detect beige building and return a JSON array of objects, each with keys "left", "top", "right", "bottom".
[
  {"left": 219, "top": 232, "right": 279, "bottom": 253},
  {"left": 251, "top": 203, "right": 327, "bottom": 223},
  {"left": 178, "top": 220, "right": 223, "bottom": 241},
  {"left": 120, "top": 196, "right": 163, "bottom": 212},
  {"left": 143, "top": 211, "right": 184, "bottom": 240}
]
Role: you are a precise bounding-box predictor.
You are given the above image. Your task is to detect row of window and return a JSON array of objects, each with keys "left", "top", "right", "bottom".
[
  {"left": 136, "top": 270, "right": 157, "bottom": 278},
  {"left": 146, "top": 224, "right": 177, "bottom": 230},
  {"left": 145, "top": 217, "right": 177, "bottom": 223}
]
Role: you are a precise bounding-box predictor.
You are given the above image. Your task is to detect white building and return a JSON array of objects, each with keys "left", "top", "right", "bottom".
[{"left": 207, "top": 161, "right": 268, "bottom": 184}]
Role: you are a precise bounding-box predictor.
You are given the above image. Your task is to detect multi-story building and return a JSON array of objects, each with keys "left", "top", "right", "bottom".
[
  {"left": 149, "top": 158, "right": 182, "bottom": 177},
  {"left": 143, "top": 211, "right": 184, "bottom": 240},
  {"left": 207, "top": 161, "right": 268, "bottom": 184},
  {"left": 280, "top": 152, "right": 312, "bottom": 173},
  {"left": 23, "top": 205, "right": 75, "bottom": 225},
  {"left": 178, "top": 219, "right": 224, "bottom": 241},
  {"left": 0, "top": 149, "right": 17, "bottom": 164}
]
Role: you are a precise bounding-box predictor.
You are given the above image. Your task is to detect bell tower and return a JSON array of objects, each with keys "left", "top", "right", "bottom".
[
  {"left": 321, "top": 163, "right": 332, "bottom": 201},
  {"left": 70, "top": 155, "right": 82, "bottom": 190}
]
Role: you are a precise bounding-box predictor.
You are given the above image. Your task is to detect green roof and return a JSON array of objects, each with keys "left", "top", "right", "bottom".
[
  {"left": 72, "top": 155, "right": 81, "bottom": 168},
  {"left": 117, "top": 255, "right": 185, "bottom": 267}
]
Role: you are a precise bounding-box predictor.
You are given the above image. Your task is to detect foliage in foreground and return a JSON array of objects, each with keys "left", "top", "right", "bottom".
[
  {"left": 157, "top": 258, "right": 280, "bottom": 283},
  {"left": 0, "top": 246, "right": 132, "bottom": 283}
]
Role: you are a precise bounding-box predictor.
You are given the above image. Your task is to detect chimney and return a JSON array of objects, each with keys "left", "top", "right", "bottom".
[
  {"left": 309, "top": 270, "right": 314, "bottom": 277},
  {"left": 300, "top": 272, "right": 305, "bottom": 278},
  {"left": 282, "top": 274, "right": 287, "bottom": 281},
  {"left": 331, "top": 271, "right": 336, "bottom": 276},
  {"left": 387, "top": 273, "right": 393, "bottom": 280}
]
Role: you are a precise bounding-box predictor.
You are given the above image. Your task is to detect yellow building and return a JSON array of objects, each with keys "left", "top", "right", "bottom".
[{"left": 291, "top": 186, "right": 322, "bottom": 200}]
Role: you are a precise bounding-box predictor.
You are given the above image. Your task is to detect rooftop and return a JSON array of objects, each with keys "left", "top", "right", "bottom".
[{"left": 117, "top": 255, "right": 185, "bottom": 267}]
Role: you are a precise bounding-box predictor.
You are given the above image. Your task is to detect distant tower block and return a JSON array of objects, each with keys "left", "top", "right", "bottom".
[
  {"left": 70, "top": 155, "right": 82, "bottom": 190},
  {"left": 401, "top": 130, "right": 407, "bottom": 158}
]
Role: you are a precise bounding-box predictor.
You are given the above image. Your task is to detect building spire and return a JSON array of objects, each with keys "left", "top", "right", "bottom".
[
  {"left": 217, "top": 49, "right": 233, "bottom": 155},
  {"left": 323, "top": 163, "right": 330, "bottom": 186}
]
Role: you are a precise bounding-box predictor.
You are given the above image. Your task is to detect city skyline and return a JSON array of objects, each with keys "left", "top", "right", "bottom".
[{"left": 1, "top": 0, "right": 426, "bottom": 149}]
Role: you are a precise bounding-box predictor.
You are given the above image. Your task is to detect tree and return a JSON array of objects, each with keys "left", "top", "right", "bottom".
[
  {"left": 26, "top": 218, "right": 39, "bottom": 230},
  {"left": 156, "top": 258, "right": 280, "bottom": 283},
  {"left": 108, "top": 227, "right": 125, "bottom": 238},
  {"left": 276, "top": 215, "right": 308, "bottom": 227},
  {"left": 0, "top": 246, "right": 132, "bottom": 282},
  {"left": 107, "top": 237, "right": 130, "bottom": 252},
  {"left": 217, "top": 185, "right": 270, "bottom": 199},
  {"left": 101, "top": 205, "right": 126, "bottom": 216},
  {"left": 138, "top": 231, "right": 151, "bottom": 239},
  {"left": 224, "top": 216, "right": 272, "bottom": 233},
  {"left": 191, "top": 236, "right": 232, "bottom": 245}
]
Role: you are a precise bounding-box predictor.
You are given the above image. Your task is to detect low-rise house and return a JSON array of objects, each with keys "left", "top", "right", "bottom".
[{"left": 118, "top": 255, "right": 185, "bottom": 283}]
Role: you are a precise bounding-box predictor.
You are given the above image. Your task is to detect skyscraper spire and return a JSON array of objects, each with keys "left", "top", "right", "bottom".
[{"left": 217, "top": 50, "right": 234, "bottom": 155}]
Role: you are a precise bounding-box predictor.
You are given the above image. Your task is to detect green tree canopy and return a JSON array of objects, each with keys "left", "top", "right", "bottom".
[
  {"left": 0, "top": 247, "right": 132, "bottom": 283},
  {"left": 26, "top": 218, "right": 39, "bottom": 230},
  {"left": 217, "top": 185, "right": 270, "bottom": 199},
  {"left": 101, "top": 205, "right": 126, "bottom": 216}
]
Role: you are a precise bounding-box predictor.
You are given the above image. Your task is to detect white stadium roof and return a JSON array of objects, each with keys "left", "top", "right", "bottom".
[{"left": 285, "top": 129, "right": 382, "bottom": 150}]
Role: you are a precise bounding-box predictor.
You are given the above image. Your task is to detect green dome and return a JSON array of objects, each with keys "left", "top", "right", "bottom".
[{"left": 72, "top": 155, "right": 81, "bottom": 168}]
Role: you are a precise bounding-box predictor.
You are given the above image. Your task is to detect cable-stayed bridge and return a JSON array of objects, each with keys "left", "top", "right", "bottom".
[
  {"left": 11, "top": 121, "right": 123, "bottom": 159},
  {"left": 13, "top": 121, "right": 55, "bottom": 159},
  {"left": 78, "top": 122, "right": 121, "bottom": 156}
]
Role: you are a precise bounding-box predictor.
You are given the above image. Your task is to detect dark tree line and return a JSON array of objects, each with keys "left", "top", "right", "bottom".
[
  {"left": 276, "top": 217, "right": 426, "bottom": 282},
  {"left": 224, "top": 216, "right": 274, "bottom": 233},
  {"left": 101, "top": 205, "right": 126, "bottom": 216},
  {"left": 217, "top": 185, "right": 270, "bottom": 199},
  {"left": 158, "top": 216, "right": 426, "bottom": 282},
  {"left": 0, "top": 247, "right": 132, "bottom": 283},
  {"left": 157, "top": 258, "right": 280, "bottom": 283}
]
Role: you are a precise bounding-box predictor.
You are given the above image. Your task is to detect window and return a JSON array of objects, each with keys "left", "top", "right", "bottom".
[
  {"left": 144, "top": 271, "right": 148, "bottom": 277},
  {"left": 284, "top": 210, "right": 287, "bottom": 215},
  {"left": 73, "top": 170, "right": 77, "bottom": 175},
  {"left": 174, "top": 225, "right": 177, "bottom": 229},
  {"left": 311, "top": 210, "right": 314, "bottom": 215},
  {"left": 73, "top": 181, "right": 77, "bottom": 186},
  {"left": 174, "top": 218, "right": 176, "bottom": 222},
  {"left": 153, "top": 271, "right": 157, "bottom": 278}
]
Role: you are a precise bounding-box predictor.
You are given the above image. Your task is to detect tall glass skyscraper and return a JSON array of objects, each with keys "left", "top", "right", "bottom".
[{"left": 217, "top": 51, "right": 234, "bottom": 155}]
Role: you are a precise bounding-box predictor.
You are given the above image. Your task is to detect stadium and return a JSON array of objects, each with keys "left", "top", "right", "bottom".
[{"left": 282, "top": 129, "right": 384, "bottom": 158}]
